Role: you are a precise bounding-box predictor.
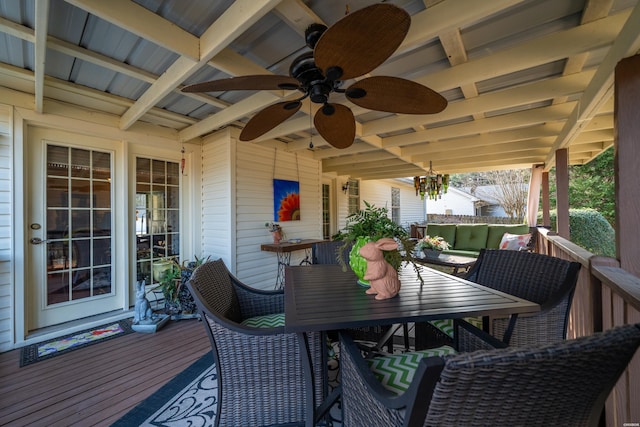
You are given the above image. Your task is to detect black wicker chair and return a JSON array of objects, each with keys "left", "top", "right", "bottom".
[
  {"left": 422, "top": 248, "right": 582, "bottom": 348},
  {"left": 340, "top": 322, "right": 640, "bottom": 427},
  {"left": 186, "top": 259, "right": 326, "bottom": 427}
]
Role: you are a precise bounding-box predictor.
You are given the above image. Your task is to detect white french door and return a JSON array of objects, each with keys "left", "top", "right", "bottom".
[{"left": 26, "top": 128, "right": 122, "bottom": 330}]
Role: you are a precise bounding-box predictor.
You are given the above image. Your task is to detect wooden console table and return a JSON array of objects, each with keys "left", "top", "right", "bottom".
[{"left": 260, "top": 239, "right": 325, "bottom": 289}]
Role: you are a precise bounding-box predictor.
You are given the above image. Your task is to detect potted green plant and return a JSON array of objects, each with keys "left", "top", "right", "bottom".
[
  {"left": 334, "top": 201, "right": 423, "bottom": 287},
  {"left": 153, "top": 255, "right": 210, "bottom": 319}
]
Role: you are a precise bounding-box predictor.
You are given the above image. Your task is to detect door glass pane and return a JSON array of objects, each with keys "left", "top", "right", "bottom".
[
  {"left": 135, "top": 157, "right": 181, "bottom": 286},
  {"left": 45, "top": 144, "right": 113, "bottom": 305}
]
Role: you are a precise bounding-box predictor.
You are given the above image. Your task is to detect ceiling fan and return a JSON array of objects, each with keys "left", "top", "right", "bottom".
[{"left": 182, "top": 3, "right": 447, "bottom": 149}]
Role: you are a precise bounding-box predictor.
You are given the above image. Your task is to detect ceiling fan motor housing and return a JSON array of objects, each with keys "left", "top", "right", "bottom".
[{"left": 289, "top": 51, "right": 333, "bottom": 104}]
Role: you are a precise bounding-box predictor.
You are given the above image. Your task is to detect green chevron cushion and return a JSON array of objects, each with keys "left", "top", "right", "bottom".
[
  {"left": 367, "top": 345, "right": 456, "bottom": 395},
  {"left": 241, "top": 313, "right": 285, "bottom": 328},
  {"left": 429, "top": 317, "right": 484, "bottom": 338}
]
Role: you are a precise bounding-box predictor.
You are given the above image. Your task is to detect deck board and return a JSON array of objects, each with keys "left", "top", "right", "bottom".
[{"left": 0, "top": 319, "right": 210, "bottom": 427}]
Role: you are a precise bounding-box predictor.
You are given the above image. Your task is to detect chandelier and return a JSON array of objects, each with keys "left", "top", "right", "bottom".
[{"left": 414, "top": 162, "right": 449, "bottom": 200}]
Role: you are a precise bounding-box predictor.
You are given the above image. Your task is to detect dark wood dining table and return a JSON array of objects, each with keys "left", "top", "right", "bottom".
[{"left": 284, "top": 263, "right": 540, "bottom": 426}]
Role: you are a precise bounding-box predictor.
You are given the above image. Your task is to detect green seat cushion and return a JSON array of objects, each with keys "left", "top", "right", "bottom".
[
  {"left": 429, "top": 317, "right": 484, "bottom": 338},
  {"left": 453, "top": 224, "right": 489, "bottom": 251},
  {"left": 442, "top": 249, "right": 480, "bottom": 257},
  {"left": 426, "top": 224, "right": 457, "bottom": 247},
  {"left": 367, "top": 345, "right": 457, "bottom": 395},
  {"left": 240, "top": 313, "right": 285, "bottom": 328},
  {"left": 486, "top": 224, "right": 530, "bottom": 249}
]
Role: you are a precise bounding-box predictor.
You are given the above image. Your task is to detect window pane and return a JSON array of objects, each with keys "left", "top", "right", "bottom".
[
  {"left": 71, "top": 179, "right": 91, "bottom": 207},
  {"left": 152, "top": 160, "right": 165, "bottom": 184},
  {"left": 137, "top": 158, "right": 151, "bottom": 183},
  {"left": 71, "top": 210, "right": 91, "bottom": 236},
  {"left": 93, "top": 181, "right": 111, "bottom": 208},
  {"left": 47, "top": 145, "right": 68, "bottom": 177},
  {"left": 47, "top": 209, "right": 68, "bottom": 240},
  {"left": 93, "top": 151, "right": 111, "bottom": 180},
  {"left": 47, "top": 178, "right": 68, "bottom": 207},
  {"left": 167, "top": 162, "right": 179, "bottom": 185},
  {"left": 71, "top": 148, "right": 91, "bottom": 178},
  {"left": 167, "top": 186, "right": 179, "bottom": 209}
]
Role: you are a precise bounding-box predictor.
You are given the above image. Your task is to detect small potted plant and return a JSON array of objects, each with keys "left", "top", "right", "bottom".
[
  {"left": 416, "top": 235, "right": 450, "bottom": 258},
  {"left": 334, "top": 201, "right": 423, "bottom": 287},
  {"left": 153, "top": 255, "right": 210, "bottom": 319},
  {"left": 265, "top": 222, "right": 284, "bottom": 244}
]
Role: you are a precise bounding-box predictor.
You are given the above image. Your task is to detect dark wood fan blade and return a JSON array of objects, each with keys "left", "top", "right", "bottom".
[
  {"left": 239, "top": 101, "right": 301, "bottom": 141},
  {"left": 346, "top": 76, "right": 448, "bottom": 114},
  {"left": 182, "top": 75, "right": 300, "bottom": 93},
  {"left": 314, "top": 4, "right": 410, "bottom": 81},
  {"left": 314, "top": 103, "right": 355, "bottom": 149}
]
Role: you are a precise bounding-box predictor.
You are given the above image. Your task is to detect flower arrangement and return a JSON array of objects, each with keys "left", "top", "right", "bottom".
[
  {"left": 265, "top": 222, "right": 284, "bottom": 244},
  {"left": 265, "top": 222, "right": 282, "bottom": 233},
  {"left": 416, "top": 235, "right": 450, "bottom": 251}
]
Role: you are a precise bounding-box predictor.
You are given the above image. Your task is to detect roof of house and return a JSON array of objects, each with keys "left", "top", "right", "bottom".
[{"left": 1, "top": 0, "right": 637, "bottom": 178}]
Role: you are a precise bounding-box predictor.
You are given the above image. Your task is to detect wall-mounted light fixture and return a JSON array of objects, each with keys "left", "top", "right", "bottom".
[{"left": 342, "top": 181, "right": 350, "bottom": 194}]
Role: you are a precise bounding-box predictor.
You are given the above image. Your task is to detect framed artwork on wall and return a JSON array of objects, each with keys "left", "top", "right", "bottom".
[{"left": 273, "top": 179, "right": 300, "bottom": 221}]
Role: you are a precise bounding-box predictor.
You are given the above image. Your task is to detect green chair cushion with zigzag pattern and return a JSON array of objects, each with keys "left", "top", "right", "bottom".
[
  {"left": 241, "top": 313, "right": 285, "bottom": 328},
  {"left": 366, "top": 345, "right": 457, "bottom": 395},
  {"left": 429, "top": 317, "right": 484, "bottom": 338}
]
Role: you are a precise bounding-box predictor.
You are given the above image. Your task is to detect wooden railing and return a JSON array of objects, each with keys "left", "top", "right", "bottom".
[{"left": 535, "top": 228, "right": 640, "bottom": 426}]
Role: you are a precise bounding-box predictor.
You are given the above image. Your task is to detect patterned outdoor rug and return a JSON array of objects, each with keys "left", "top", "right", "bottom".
[
  {"left": 113, "top": 344, "right": 344, "bottom": 427},
  {"left": 20, "top": 318, "right": 133, "bottom": 367},
  {"left": 112, "top": 352, "right": 218, "bottom": 427}
]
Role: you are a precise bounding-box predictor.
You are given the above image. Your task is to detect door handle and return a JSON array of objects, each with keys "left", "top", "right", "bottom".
[{"left": 30, "top": 237, "right": 47, "bottom": 245}]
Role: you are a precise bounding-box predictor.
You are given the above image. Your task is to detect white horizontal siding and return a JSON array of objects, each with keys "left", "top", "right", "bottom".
[
  {"left": 200, "top": 132, "right": 233, "bottom": 266},
  {"left": 235, "top": 142, "right": 321, "bottom": 290},
  {"left": 0, "top": 103, "right": 12, "bottom": 352}
]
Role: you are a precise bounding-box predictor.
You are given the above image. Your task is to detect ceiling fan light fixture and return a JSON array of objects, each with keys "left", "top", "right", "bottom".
[
  {"left": 321, "top": 104, "right": 335, "bottom": 115},
  {"left": 305, "top": 23, "right": 327, "bottom": 49},
  {"left": 325, "top": 66, "right": 343, "bottom": 81}
]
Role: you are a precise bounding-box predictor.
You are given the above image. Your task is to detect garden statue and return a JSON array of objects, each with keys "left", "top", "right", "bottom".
[{"left": 133, "top": 280, "right": 155, "bottom": 324}]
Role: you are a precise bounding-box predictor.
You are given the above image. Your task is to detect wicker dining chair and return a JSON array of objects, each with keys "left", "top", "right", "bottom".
[
  {"left": 340, "top": 322, "right": 640, "bottom": 427},
  {"left": 422, "top": 248, "right": 582, "bottom": 348},
  {"left": 186, "top": 259, "right": 326, "bottom": 427}
]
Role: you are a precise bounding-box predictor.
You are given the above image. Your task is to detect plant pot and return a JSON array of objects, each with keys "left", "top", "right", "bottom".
[
  {"left": 272, "top": 230, "right": 282, "bottom": 244},
  {"left": 152, "top": 260, "right": 173, "bottom": 282},
  {"left": 349, "top": 237, "right": 371, "bottom": 287},
  {"left": 422, "top": 248, "right": 442, "bottom": 259}
]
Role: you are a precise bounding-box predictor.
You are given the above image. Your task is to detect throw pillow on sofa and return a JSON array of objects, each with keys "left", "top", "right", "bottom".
[{"left": 499, "top": 232, "right": 532, "bottom": 250}]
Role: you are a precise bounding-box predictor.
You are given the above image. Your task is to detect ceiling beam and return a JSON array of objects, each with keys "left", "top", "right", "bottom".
[
  {"left": 544, "top": 1, "right": 640, "bottom": 168},
  {"left": 384, "top": 102, "right": 577, "bottom": 148},
  {"left": 415, "top": 10, "right": 630, "bottom": 93},
  {"left": 120, "top": 1, "right": 282, "bottom": 130},
  {"left": 64, "top": 0, "right": 200, "bottom": 60}
]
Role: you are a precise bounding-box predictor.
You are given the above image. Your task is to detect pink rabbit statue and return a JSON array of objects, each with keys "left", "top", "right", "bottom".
[{"left": 360, "top": 237, "right": 401, "bottom": 300}]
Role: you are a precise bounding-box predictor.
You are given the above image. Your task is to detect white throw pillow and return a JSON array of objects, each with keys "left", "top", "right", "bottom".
[{"left": 499, "top": 232, "right": 531, "bottom": 250}]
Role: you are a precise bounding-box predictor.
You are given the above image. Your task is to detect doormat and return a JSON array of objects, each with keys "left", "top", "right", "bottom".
[{"left": 20, "top": 318, "right": 133, "bottom": 367}]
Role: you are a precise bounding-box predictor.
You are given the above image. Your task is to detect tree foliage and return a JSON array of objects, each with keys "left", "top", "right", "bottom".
[{"left": 546, "top": 147, "right": 615, "bottom": 227}]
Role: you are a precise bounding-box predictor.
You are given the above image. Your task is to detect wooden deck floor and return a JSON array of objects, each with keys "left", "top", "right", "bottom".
[{"left": 0, "top": 318, "right": 210, "bottom": 427}]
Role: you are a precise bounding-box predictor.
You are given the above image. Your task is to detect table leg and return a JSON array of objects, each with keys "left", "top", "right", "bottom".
[
  {"left": 274, "top": 251, "right": 291, "bottom": 289},
  {"left": 296, "top": 331, "right": 336, "bottom": 427}
]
